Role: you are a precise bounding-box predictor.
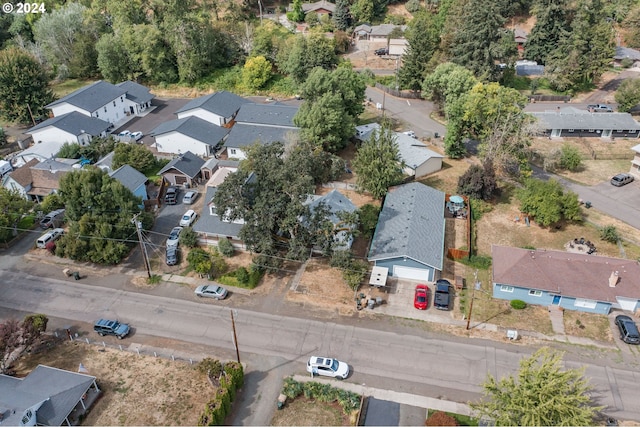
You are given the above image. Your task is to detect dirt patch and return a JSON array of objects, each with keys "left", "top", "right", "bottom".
[
  {"left": 562, "top": 310, "right": 614, "bottom": 343},
  {"left": 317, "top": 185, "right": 379, "bottom": 208},
  {"left": 419, "top": 158, "right": 475, "bottom": 195},
  {"left": 13, "top": 340, "right": 213, "bottom": 426},
  {"left": 271, "top": 396, "right": 352, "bottom": 426}
]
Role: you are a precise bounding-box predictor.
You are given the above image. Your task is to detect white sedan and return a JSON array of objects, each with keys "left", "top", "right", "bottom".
[
  {"left": 130, "top": 131, "right": 143, "bottom": 141},
  {"left": 166, "top": 226, "right": 183, "bottom": 247},
  {"left": 306, "top": 356, "right": 349, "bottom": 379},
  {"left": 194, "top": 284, "right": 228, "bottom": 300}
]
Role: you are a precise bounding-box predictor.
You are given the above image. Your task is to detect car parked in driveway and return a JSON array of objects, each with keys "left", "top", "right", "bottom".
[
  {"left": 611, "top": 173, "right": 634, "bottom": 187},
  {"left": 93, "top": 318, "right": 130, "bottom": 339},
  {"left": 615, "top": 315, "right": 640, "bottom": 344},
  {"left": 194, "top": 284, "right": 228, "bottom": 300},
  {"left": 414, "top": 284, "right": 428, "bottom": 310},
  {"left": 306, "top": 356, "right": 349, "bottom": 379},
  {"left": 166, "top": 226, "right": 183, "bottom": 247},
  {"left": 434, "top": 279, "right": 451, "bottom": 310},
  {"left": 182, "top": 191, "right": 198, "bottom": 205},
  {"left": 166, "top": 246, "right": 178, "bottom": 266},
  {"left": 36, "top": 228, "right": 64, "bottom": 249},
  {"left": 375, "top": 47, "right": 388, "bottom": 56},
  {"left": 164, "top": 187, "right": 178, "bottom": 205},
  {"left": 130, "top": 131, "right": 143, "bottom": 141},
  {"left": 180, "top": 209, "right": 197, "bottom": 226}
]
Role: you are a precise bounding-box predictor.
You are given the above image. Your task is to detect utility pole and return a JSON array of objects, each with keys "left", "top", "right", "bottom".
[
  {"left": 27, "top": 103, "right": 36, "bottom": 126},
  {"left": 257, "top": 0, "right": 263, "bottom": 24},
  {"left": 132, "top": 213, "right": 151, "bottom": 278},
  {"left": 230, "top": 310, "right": 241, "bottom": 364},
  {"left": 466, "top": 270, "right": 479, "bottom": 330}
]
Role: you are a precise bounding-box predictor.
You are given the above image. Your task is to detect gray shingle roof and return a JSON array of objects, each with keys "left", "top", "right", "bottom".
[
  {"left": 31, "top": 158, "right": 78, "bottom": 172},
  {"left": 395, "top": 133, "right": 443, "bottom": 170},
  {"left": 95, "top": 151, "right": 115, "bottom": 172},
  {"left": 192, "top": 186, "right": 243, "bottom": 238},
  {"left": 235, "top": 103, "right": 299, "bottom": 127},
  {"left": 116, "top": 81, "right": 154, "bottom": 104},
  {"left": 27, "top": 112, "right": 111, "bottom": 136},
  {"left": 368, "top": 182, "right": 445, "bottom": 270},
  {"left": 614, "top": 46, "right": 640, "bottom": 61},
  {"left": 46, "top": 80, "right": 127, "bottom": 113},
  {"left": 531, "top": 109, "right": 640, "bottom": 131},
  {"left": 224, "top": 124, "right": 300, "bottom": 148},
  {"left": 305, "top": 190, "right": 357, "bottom": 225},
  {"left": 370, "top": 24, "right": 406, "bottom": 37},
  {"left": 151, "top": 116, "right": 230, "bottom": 145},
  {"left": 0, "top": 365, "right": 95, "bottom": 426},
  {"left": 176, "top": 91, "right": 250, "bottom": 118},
  {"left": 302, "top": 0, "right": 336, "bottom": 13},
  {"left": 109, "top": 164, "right": 147, "bottom": 194},
  {"left": 158, "top": 151, "right": 205, "bottom": 178}
]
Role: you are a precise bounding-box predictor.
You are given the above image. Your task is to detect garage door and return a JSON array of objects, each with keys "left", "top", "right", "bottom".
[
  {"left": 617, "top": 297, "right": 638, "bottom": 311},
  {"left": 393, "top": 266, "right": 429, "bottom": 281}
]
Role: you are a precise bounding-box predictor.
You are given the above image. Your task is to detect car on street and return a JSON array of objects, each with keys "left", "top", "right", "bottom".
[
  {"left": 306, "top": 356, "right": 349, "bottom": 379},
  {"left": 403, "top": 130, "right": 417, "bottom": 139},
  {"left": 610, "top": 173, "right": 634, "bottom": 187},
  {"left": 615, "top": 315, "right": 640, "bottom": 344},
  {"left": 118, "top": 130, "right": 131, "bottom": 137},
  {"left": 93, "top": 318, "right": 130, "bottom": 339},
  {"left": 130, "top": 131, "right": 143, "bottom": 141},
  {"left": 164, "top": 187, "right": 178, "bottom": 205},
  {"left": 434, "top": 279, "right": 451, "bottom": 310},
  {"left": 414, "top": 284, "right": 429, "bottom": 310},
  {"left": 587, "top": 104, "right": 613, "bottom": 112},
  {"left": 194, "top": 284, "right": 228, "bottom": 300},
  {"left": 166, "top": 246, "right": 178, "bottom": 266},
  {"left": 182, "top": 191, "right": 198, "bottom": 205},
  {"left": 166, "top": 226, "right": 183, "bottom": 247},
  {"left": 375, "top": 47, "right": 388, "bottom": 56},
  {"left": 179, "top": 209, "right": 197, "bottom": 226}
]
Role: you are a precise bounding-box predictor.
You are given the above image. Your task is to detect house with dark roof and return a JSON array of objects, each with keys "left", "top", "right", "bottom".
[
  {"left": 531, "top": 107, "right": 640, "bottom": 139},
  {"left": 368, "top": 182, "right": 446, "bottom": 282},
  {"left": 193, "top": 185, "right": 245, "bottom": 247},
  {"left": 2, "top": 158, "right": 39, "bottom": 199},
  {"left": 109, "top": 165, "right": 148, "bottom": 204},
  {"left": 46, "top": 80, "right": 129, "bottom": 124},
  {"left": 353, "top": 24, "right": 372, "bottom": 40},
  {"left": 176, "top": 91, "right": 250, "bottom": 127},
  {"left": 492, "top": 245, "right": 640, "bottom": 314},
  {"left": 613, "top": 46, "right": 640, "bottom": 68},
  {"left": 0, "top": 364, "right": 100, "bottom": 426},
  {"left": 116, "top": 80, "right": 154, "bottom": 115},
  {"left": 223, "top": 104, "right": 300, "bottom": 160},
  {"left": 301, "top": 0, "right": 335, "bottom": 16},
  {"left": 27, "top": 112, "right": 111, "bottom": 147},
  {"left": 151, "top": 116, "right": 230, "bottom": 157},
  {"left": 304, "top": 190, "right": 357, "bottom": 250},
  {"left": 158, "top": 151, "right": 205, "bottom": 187}
]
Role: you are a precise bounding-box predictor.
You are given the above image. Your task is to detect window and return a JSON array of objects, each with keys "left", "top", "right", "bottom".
[
  {"left": 500, "top": 285, "right": 514, "bottom": 293},
  {"left": 104, "top": 106, "right": 107, "bottom": 113},
  {"left": 588, "top": 129, "right": 595, "bottom": 133},
  {"left": 121, "top": 96, "right": 124, "bottom": 102},
  {"left": 630, "top": 130, "right": 636, "bottom": 134},
  {"left": 22, "top": 409, "right": 32, "bottom": 425},
  {"left": 528, "top": 290, "right": 542, "bottom": 297},
  {"left": 230, "top": 149, "right": 236, "bottom": 155},
  {"left": 574, "top": 299, "right": 597, "bottom": 309},
  {"left": 113, "top": 101, "right": 116, "bottom": 107}
]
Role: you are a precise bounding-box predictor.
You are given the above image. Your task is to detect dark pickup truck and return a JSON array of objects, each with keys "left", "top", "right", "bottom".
[{"left": 434, "top": 279, "right": 451, "bottom": 310}]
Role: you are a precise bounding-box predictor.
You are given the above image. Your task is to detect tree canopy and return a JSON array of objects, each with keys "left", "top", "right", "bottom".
[
  {"left": 0, "top": 188, "right": 34, "bottom": 243},
  {"left": 112, "top": 143, "right": 157, "bottom": 173},
  {"left": 471, "top": 347, "right": 603, "bottom": 426},
  {"left": 398, "top": 11, "right": 440, "bottom": 91},
  {"left": 517, "top": 178, "right": 582, "bottom": 227},
  {"left": 422, "top": 62, "right": 478, "bottom": 116},
  {"left": 615, "top": 78, "right": 640, "bottom": 112}
]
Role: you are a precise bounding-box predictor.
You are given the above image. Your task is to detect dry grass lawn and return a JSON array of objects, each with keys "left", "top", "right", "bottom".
[
  {"left": 562, "top": 310, "right": 614, "bottom": 343},
  {"left": 13, "top": 340, "right": 213, "bottom": 426},
  {"left": 271, "top": 397, "right": 351, "bottom": 426}
]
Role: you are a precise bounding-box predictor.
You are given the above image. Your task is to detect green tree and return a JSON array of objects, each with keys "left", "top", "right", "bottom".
[
  {"left": 242, "top": 55, "right": 273, "bottom": 90},
  {"left": 79, "top": 136, "right": 117, "bottom": 163},
  {"left": 0, "top": 48, "right": 54, "bottom": 125},
  {"left": 352, "top": 126, "right": 404, "bottom": 199},
  {"left": 600, "top": 225, "right": 620, "bottom": 243},
  {"left": 180, "top": 226, "right": 198, "bottom": 248},
  {"left": 218, "top": 237, "right": 234, "bottom": 257},
  {"left": 350, "top": 0, "right": 374, "bottom": 24},
  {"left": 471, "top": 347, "right": 603, "bottom": 426},
  {"left": 333, "top": 0, "right": 351, "bottom": 31},
  {"left": 422, "top": 62, "right": 477, "bottom": 116},
  {"left": 120, "top": 24, "right": 178, "bottom": 84},
  {"left": 279, "top": 34, "right": 337, "bottom": 83},
  {"left": 187, "top": 248, "right": 213, "bottom": 275},
  {"left": 524, "top": 0, "right": 570, "bottom": 65},
  {"left": 57, "top": 142, "right": 82, "bottom": 159},
  {"left": 288, "top": 0, "right": 305, "bottom": 22},
  {"left": 358, "top": 204, "right": 381, "bottom": 238},
  {"left": 517, "top": 178, "right": 582, "bottom": 227},
  {"left": 294, "top": 92, "right": 354, "bottom": 152},
  {"left": 96, "top": 33, "right": 132, "bottom": 83},
  {"left": 615, "top": 78, "right": 640, "bottom": 112},
  {"left": 457, "top": 159, "right": 497, "bottom": 201},
  {"left": 39, "top": 193, "right": 64, "bottom": 214},
  {"left": 622, "top": 5, "right": 640, "bottom": 48},
  {"left": 0, "top": 188, "right": 34, "bottom": 242},
  {"left": 398, "top": 11, "right": 440, "bottom": 91},
  {"left": 300, "top": 67, "right": 366, "bottom": 118},
  {"left": 112, "top": 143, "right": 157, "bottom": 173},
  {"left": 559, "top": 144, "right": 582, "bottom": 171},
  {"left": 252, "top": 21, "right": 292, "bottom": 65}
]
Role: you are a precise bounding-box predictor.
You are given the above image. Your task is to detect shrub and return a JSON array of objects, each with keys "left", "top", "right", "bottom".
[
  {"left": 426, "top": 411, "right": 459, "bottom": 426},
  {"left": 218, "top": 238, "right": 234, "bottom": 257},
  {"left": 330, "top": 250, "right": 352, "bottom": 268},
  {"left": 459, "top": 255, "right": 492, "bottom": 270},
  {"left": 600, "top": 225, "right": 619, "bottom": 243},
  {"left": 559, "top": 144, "right": 582, "bottom": 171},
  {"left": 180, "top": 227, "right": 198, "bottom": 248},
  {"left": 236, "top": 267, "right": 249, "bottom": 284},
  {"left": 510, "top": 299, "right": 527, "bottom": 310},
  {"left": 358, "top": 204, "right": 381, "bottom": 238},
  {"left": 404, "top": 0, "right": 422, "bottom": 13}
]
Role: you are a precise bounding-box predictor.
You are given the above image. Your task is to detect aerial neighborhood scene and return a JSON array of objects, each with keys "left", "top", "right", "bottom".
[{"left": 4, "top": 0, "right": 640, "bottom": 425}]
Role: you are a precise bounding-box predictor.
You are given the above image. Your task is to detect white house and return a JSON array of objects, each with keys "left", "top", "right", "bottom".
[
  {"left": 26, "top": 112, "right": 111, "bottom": 147},
  {"left": 175, "top": 91, "right": 250, "bottom": 127},
  {"left": 11, "top": 141, "right": 66, "bottom": 168},
  {"left": 45, "top": 81, "right": 129, "bottom": 124},
  {"left": 151, "top": 116, "right": 230, "bottom": 157},
  {"left": 116, "top": 80, "right": 154, "bottom": 115}
]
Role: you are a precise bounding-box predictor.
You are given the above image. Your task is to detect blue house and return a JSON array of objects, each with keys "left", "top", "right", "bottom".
[
  {"left": 109, "top": 165, "right": 148, "bottom": 207},
  {"left": 492, "top": 245, "right": 640, "bottom": 314},
  {"left": 368, "top": 182, "right": 445, "bottom": 282}
]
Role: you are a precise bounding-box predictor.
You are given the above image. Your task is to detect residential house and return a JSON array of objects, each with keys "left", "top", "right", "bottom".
[
  {"left": 27, "top": 112, "right": 111, "bottom": 147},
  {"left": 304, "top": 189, "right": 357, "bottom": 250},
  {"left": 193, "top": 186, "right": 245, "bottom": 247},
  {"left": 151, "top": 116, "right": 230, "bottom": 157},
  {"left": 613, "top": 46, "right": 640, "bottom": 68},
  {"left": 175, "top": 91, "right": 250, "bottom": 127},
  {"left": 223, "top": 103, "right": 300, "bottom": 160},
  {"left": 630, "top": 143, "right": 640, "bottom": 178},
  {"left": 158, "top": 151, "right": 205, "bottom": 187},
  {"left": 531, "top": 107, "right": 640, "bottom": 139},
  {"left": 2, "top": 158, "right": 39, "bottom": 199},
  {"left": 0, "top": 364, "right": 100, "bottom": 426},
  {"left": 11, "top": 140, "right": 66, "bottom": 168},
  {"left": 109, "top": 165, "right": 149, "bottom": 203},
  {"left": 492, "top": 245, "right": 640, "bottom": 314},
  {"left": 28, "top": 158, "right": 79, "bottom": 202},
  {"left": 369, "top": 24, "right": 406, "bottom": 43},
  {"left": 116, "top": 80, "right": 154, "bottom": 115},
  {"left": 45, "top": 80, "right": 129, "bottom": 124},
  {"left": 353, "top": 24, "right": 372, "bottom": 40},
  {"left": 368, "top": 182, "right": 446, "bottom": 282},
  {"left": 388, "top": 38, "right": 408, "bottom": 56},
  {"left": 95, "top": 152, "right": 115, "bottom": 174},
  {"left": 200, "top": 158, "right": 239, "bottom": 182},
  {"left": 514, "top": 28, "right": 527, "bottom": 56},
  {"left": 301, "top": 0, "right": 335, "bottom": 17}
]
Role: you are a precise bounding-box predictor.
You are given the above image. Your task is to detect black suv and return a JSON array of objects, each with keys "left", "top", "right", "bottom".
[
  {"left": 164, "top": 187, "right": 178, "bottom": 205},
  {"left": 615, "top": 315, "right": 640, "bottom": 344},
  {"left": 375, "top": 47, "right": 388, "bottom": 56},
  {"left": 434, "top": 279, "right": 451, "bottom": 310},
  {"left": 94, "top": 319, "right": 131, "bottom": 339}
]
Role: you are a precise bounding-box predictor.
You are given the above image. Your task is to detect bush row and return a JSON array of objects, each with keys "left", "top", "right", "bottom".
[{"left": 198, "top": 360, "right": 244, "bottom": 426}]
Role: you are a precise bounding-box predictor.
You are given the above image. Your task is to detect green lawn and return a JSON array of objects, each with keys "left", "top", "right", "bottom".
[{"left": 51, "top": 79, "right": 96, "bottom": 98}]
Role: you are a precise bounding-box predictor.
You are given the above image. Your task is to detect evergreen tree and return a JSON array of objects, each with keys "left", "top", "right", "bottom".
[
  {"left": 525, "top": 0, "right": 571, "bottom": 65},
  {"left": 398, "top": 11, "right": 440, "bottom": 91},
  {"left": 333, "top": 0, "right": 351, "bottom": 31}
]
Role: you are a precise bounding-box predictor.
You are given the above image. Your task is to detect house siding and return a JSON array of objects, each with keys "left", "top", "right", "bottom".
[
  {"left": 3, "top": 176, "right": 30, "bottom": 199},
  {"left": 30, "top": 127, "right": 78, "bottom": 145},
  {"left": 493, "top": 283, "right": 612, "bottom": 314},
  {"left": 154, "top": 132, "right": 212, "bottom": 157},
  {"left": 177, "top": 109, "right": 226, "bottom": 126},
  {"left": 415, "top": 157, "right": 443, "bottom": 178},
  {"left": 374, "top": 257, "right": 436, "bottom": 282},
  {"left": 543, "top": 129, "right": 639, "bottom": 139},
  {"left": 51, "top": 96, "right": 126, "bottom": 124},
  {"left": 226, "top": 147, "right": 248, "bottom": 160}
]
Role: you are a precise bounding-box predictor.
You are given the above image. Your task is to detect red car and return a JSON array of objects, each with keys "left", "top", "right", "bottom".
[{"left": 414, "top": 284, "right": 429, "bottom": 310}]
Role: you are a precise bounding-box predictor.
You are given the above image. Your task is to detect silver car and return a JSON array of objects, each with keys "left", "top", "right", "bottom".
[{"left": 194, "top": 284, "right": 228, "bottom": 300}]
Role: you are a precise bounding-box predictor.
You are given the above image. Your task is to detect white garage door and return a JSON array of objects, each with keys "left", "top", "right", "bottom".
[
  {"left": 617, "top": 297, "right": 638, "bottom": 311},
  {"left": 393, "top": 266, "right": 429, "bottom": 281}
]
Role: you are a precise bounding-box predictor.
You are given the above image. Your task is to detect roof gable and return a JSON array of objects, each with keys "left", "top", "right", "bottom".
[
  {"left": 109, "top": 164, "right": 148, "bottom": 193},
  {"left": 192, "top": 186, "right": 243, "bottom": 238},
  {"left": 28, "top": 111, "right": 111, "bottom": 136},
  {"left": 151, "top": 116, "right": 230, "bottom": 144},
  {"left": 116, "top": 81, "right": 154, "bottom": 104},
  {"left": 46, "top": 80, "right": 127, "bottom": 113},
  {"left": 305, "top": 190, "right": 357, "bottom": 224},
  {"left": 158, "top": 151, "right": 205, "bottom": 178},
  {"left": 368, "top": 182, "right": 445, "bottom": 270},
  {"left": 302, "top": 0, "right": 336, "bottom": 13},
  {"left": 6, "top": 158, "right": 39, "bottom": 187},
  {"left": 394, "top": 133, "right": 443, "bottom": 169},
  {"left": 235, "top": 103, "right": 299, "bottom": 127},
  {"left": 176, "top": 91, "right": 250, "bottom": 118}
]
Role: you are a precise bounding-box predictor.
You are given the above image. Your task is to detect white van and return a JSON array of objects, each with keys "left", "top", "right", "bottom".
[{"left": 36, "top": 228, "right": 64, "bottom": 249}]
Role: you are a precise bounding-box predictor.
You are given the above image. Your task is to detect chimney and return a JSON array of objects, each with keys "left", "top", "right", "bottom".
[{"left": 609, "top": 271, "right": 620, "bottom": 288}]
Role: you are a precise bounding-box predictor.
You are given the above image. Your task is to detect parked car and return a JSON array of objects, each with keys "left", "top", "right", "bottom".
[
  {"left": 40, "top": 208, "right": 65, "bottom": 229},
  {"left": 403, "top": 130, "right": 417, "bottom": 139},
  {"left": 36, "top": 228, "right": 64, "bottom": 249},
  {"left": 615, "top": 315, "right": 640, "bottom": 344},
  {"left": 434, "top": 279, "right": 451, "bottom": 310},
  {"left": 93, "top": 318, "right": 130, "bottom": 339},
  {"left": 414, "top": 284, "right": 429, "bottom": 310},
  {"left": 375, "top": 47, "right": 388, "bottom": 56},
  {"left": 182, "top": 191, "right": 198, "bottom": 205},
  {"left": 164, "top": 187, "right": 178, "bottom": 205},
  {"left": 611, "top": 173, "right": 634, "bottom": 187},
  {"left": 306, "top": 356, "right": 349, "bottom": 379},
  {"left": 180, "top": 209, "right": 197, "bottom": 226},
  {"left": 166, "top": 246, "right": 178, "bottom": 266},
  {"left": 166, "top": 226, "right": 183, "bottom": 247},
  {"left": 587, "top": 104, "right": 613, "bottom": 112},
  {"left": 130, "top": 131, "right": 143, "bottom": 141},
  {"left": 194, "top": 284, "right": 228, "bottom": 300},
  {"left": 118, "top": 130, "right": 131, "bottom": 137}
]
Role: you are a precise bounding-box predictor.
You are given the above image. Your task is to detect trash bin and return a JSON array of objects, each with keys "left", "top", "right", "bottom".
[
  {"left": 73, "top": 272, "right": 80, "bottom": 280},
  {"left": 434, "top": 132, "right": 439, "bottom": 138},
  {"left": 376, "top": 296, "right": 383, "bottom": 305},
  {"left": 367, "top": 299, "right": 375, "bottom": 309},
  {"left": 585, "top": 201, "right": 592, "bottom": 209}
]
